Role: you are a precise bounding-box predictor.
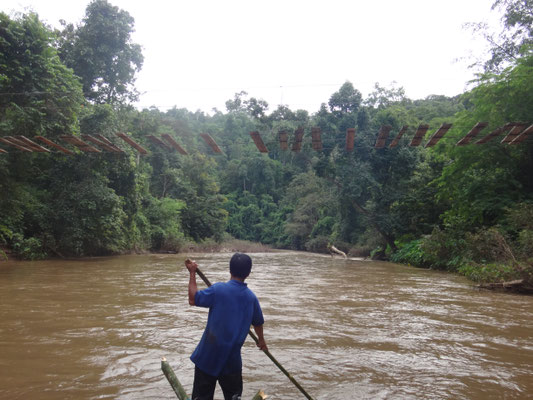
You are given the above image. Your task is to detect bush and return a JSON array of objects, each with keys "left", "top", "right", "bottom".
[
  {"left": 464, "top": 227, "right": 516, "bottom": 264},
  {"left": 420, "top": 227, "right": 468, "bottom": 271},
  {"left": 504, "top": 202, "right": 533, "bottom": 231},
  {"left": 0, "top": 225, "right": 13, "bottom": 260},
  {"left": 502, "top": 202, "right": 533, "bottom": 259},
  {"left": 145, "top": 197, "right": 186, "bottom": 251},
  {"left": 458, "top": 263, "right": 522, "bottom": 284},
  {"left": 304, "top": 235, "right": 330, "bottom": 253},
  {"left": 12, "top": 234, "right": 47, "bottom": 260},
  {"left": 392, "top": 228, "right": 469, "bottom": 271},
  {"left": 347, "top": 245, "right": 372, "bottom": 258},
  {"left": 517, "top": 230, "right": 533, "bottom": 258},
  {"left": 390, "top": 239, "right": 427, "bottom": 266}
]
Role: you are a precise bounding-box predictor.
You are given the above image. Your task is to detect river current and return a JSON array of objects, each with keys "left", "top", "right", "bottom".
[{"left": 1, "top": 252, "right": 532, "bottom": 399}]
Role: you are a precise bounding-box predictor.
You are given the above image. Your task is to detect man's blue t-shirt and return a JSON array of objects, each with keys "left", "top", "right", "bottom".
[{"left": 191, "top": 279, "right": 264, "bottom": 377}]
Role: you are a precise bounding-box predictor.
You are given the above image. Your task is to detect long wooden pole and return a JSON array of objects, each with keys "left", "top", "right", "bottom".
[
  {"left": 161, "top": 357, "right": 191, "bottom": 400},
  {"left": 194, "top": 266, "right": 315, "bottom": 400}
]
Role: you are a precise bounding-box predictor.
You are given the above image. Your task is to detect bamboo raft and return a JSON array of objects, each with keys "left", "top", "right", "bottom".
[{"left": 161, "top": 357, "right": 267, "bottom": 400}]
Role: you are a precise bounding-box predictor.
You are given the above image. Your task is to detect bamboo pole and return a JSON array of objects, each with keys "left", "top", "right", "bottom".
[
  {"left": 252, "top": 389, "right": 268, "bottom": 400},
  {"left": 161, "top": 357, "right": 191, "bottom": 400},
  {"left": 193, "top": 266, "right": 315, "bottom": 400}
]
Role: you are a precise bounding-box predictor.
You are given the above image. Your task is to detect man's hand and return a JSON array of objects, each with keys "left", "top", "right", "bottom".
[
  {"left": 256, "top": 337, "right": 268, "bottom": 351},
  {"left": 253, "top": 324, "right": 268, "bottom": 351},
  {"left": 185, "top": 259, "right": 198, "bottom": 305},
  {"left": 185, "top": 259, "right": 198, "bottom": 274}
]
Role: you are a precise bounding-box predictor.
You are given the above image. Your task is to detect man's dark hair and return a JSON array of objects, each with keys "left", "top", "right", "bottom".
[{"left": 230, "top": 253, "right": 252, "bottom": 278}]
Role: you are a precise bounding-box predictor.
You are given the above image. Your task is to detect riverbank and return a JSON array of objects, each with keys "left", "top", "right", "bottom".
[
  {"left": 0, "top": 239, "right": 273, "bottom": 262},
  {"left": 176, "top": 238, "right": 273, "bottom": 254}
]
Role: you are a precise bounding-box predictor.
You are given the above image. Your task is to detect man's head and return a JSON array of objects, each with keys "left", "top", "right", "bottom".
[{"left": 229, "top": 252, "right": 252, "bottom": 279}]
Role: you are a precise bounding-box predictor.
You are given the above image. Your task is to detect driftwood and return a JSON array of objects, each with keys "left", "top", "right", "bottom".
[
  {"left": 327, "top": 244, "right": 347, "bottom": 259},
  {"left": 477, "top": 279, "right": 533, "bottom": 293}
]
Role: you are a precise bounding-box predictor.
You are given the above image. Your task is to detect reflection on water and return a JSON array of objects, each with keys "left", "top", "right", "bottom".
[{"left": 0, "top": 252, "right": 532, "bottom": 399}]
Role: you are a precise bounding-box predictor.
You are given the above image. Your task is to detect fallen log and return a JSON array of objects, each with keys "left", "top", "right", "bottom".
[
  {"left": 327, "top": 244, "right": 347, "bottom": 259},
  {"left": 478, "top": 279, "right": 523, "bottom": 289},
  {"left": 477, "top": 279, "right": 533, "bottom": 294}
]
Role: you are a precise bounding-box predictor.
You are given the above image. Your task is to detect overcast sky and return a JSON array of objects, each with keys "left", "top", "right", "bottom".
[{"left": 3, "top": 0, "right": 502, "bottom": 114}]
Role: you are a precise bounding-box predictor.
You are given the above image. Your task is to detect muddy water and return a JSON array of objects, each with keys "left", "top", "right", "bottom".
[{"left": 0, "top": 252, "right": 532, "bottom": 399}]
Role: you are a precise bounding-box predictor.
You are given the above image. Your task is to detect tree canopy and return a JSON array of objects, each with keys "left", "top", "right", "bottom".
[{"left": 57, "top": 0, "right": 143, "bottom": 104}]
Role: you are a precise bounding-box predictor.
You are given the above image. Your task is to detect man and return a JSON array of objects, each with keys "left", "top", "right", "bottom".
[{"left": 185, "top": 253, "right": 267, "bottom": 400}]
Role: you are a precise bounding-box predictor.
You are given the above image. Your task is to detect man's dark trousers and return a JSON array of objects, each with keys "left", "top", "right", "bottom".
[{"left": 192, "top": 366, "right": 242, "bottom": 400}]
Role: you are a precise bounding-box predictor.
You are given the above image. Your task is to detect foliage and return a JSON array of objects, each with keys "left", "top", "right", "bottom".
[
  {"left": 0, "top": 225, "right": 12, "bottom": 260},
  {"left": 0, "top": 225, "right": 12, "bottom": 244},
  {"left": 421, "top": 227, "right": 470, "bottom": 271},
  {"left": 473, "top": 0, "right": 533, "bottom": 72},
  {"left": 0, "top": 11, "right": 83, "bottom": 138},
  {"left": 57, "top": 0, "right": 143, "bottom": 104},
  {"left": 50, "top": 174, "right": 129, "bottom": 256},
  {"left": 501, "top": 202, "right": 533, "bottom": 258},
  {"left": 457, "top": 262, "right": 523, "bottom": 283},
  {"left": 464, "top": 228, "right": 517, "bottom": 264},
  {"left": 283, "top": 170, "right": 336, "bottom": 249},
  {"left": 176, "top": 155, "right": 228, "bottom": 242},
  {"left": 145, "top": 197, "right": 185, "bottom": 251},
  {"left": 434, "top": 54, "right": 533, "bottom": 231},
  {"left": 390, "top": 239, "right": 428, "bottom": 267},
  {"left": 328, "top": 81, "right": 362, "bottom": 115},
  {"left": 305, "top": 235, "right": 330, "bottom": 253},
  {"left": 11, "top": 234, "right": 47, "bottom": 260}
]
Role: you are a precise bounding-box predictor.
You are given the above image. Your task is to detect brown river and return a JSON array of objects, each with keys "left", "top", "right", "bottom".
[{"left": 0, "top": 252, "right": 532, "bottom": 399}]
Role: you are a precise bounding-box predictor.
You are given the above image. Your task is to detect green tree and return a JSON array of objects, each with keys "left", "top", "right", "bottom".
[
  {"left": 0, "top": 12, "right": 83, "bottom": 138},
  {"left": 283, "top": 170, "right": 336, "bottom": 249},
  {"left": 145, "top": 197, "right": 185, "bottom": 251},
  {"left": 328, "top": 81, "right": 362, "bottom": 115},
  {"left": 365, "top": 82, "right": 408, "bottom": 109},
  {"left": 173, "top": 154, "right": 228, "bottom": 242},
  {"left": 435, "top": 54, "right": 533, "bottom": 230},
  {"left": 470, "top": 0, "right": 533, "bottom": 72},
  {"left": 0, "top": 12, "right": 85, "bottom": 258},
  {"left": 58, "top": 0, "right": 144, "bottom": 104}
]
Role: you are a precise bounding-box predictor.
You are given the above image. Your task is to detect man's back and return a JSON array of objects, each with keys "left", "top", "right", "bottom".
[
  {"left": 191, "top": 280, "right": 264, "bottom": 376},
  {"left": 185, "top": 254, "right": 267, "bottom": 400}
]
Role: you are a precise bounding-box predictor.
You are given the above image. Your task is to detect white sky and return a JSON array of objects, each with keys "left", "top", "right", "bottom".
[{"left": 3, "top": 0, "right": 502, "bottom": 114}]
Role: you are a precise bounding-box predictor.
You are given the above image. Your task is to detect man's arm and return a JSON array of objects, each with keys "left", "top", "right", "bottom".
[
  {"left": 185, "top": 259, "right": 198, "bottom": 306},
  {"left": 253, "top": 324, "right": 268, "bottom": 351}
]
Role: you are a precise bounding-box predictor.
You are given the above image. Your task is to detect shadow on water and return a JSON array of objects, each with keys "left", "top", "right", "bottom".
[{"left": 1, "top": 252, "right": 532, "bottom": 399}]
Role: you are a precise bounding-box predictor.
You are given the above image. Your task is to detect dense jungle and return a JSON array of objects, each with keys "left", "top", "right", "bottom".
[{"left": 1, "top": 0, "right": 532, "bottom": 288}]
